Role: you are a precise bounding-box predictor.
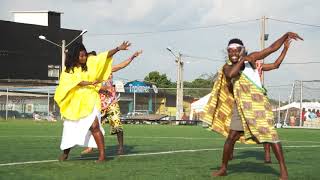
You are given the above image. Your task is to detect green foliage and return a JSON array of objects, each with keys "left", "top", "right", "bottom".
[
  {"left": 144, "top": 71, "right": 174, "bottom": 88},
  {"left": 144, "top": 71, "right": 215, "bottom": 98},
  {"left": 184, "top": 78, "right": 213, "bottom": 88},
  {"left": 144, "top": 71, "right": 215, "bottom": 89}
]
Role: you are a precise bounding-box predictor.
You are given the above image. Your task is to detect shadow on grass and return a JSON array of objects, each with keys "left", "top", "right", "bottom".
[
  {"left": 235, "top": 150, "right": 266, "bottom": 161},
  {"left": 210, "top": 150, "right": 280, "bottom": 176},
  {"left": 77, "top": 144, "right": 136, "bottom": 161},
  {"left": 210, "top": 161, "right": 279, "bottom": 176},
  {"left": 228, "top": 161, "right": 278, "bottom": 175}
]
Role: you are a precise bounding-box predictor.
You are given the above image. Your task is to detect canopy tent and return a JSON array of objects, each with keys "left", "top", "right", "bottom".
[
  {"left": 273, "top": 102, "right": 320, "bottom": 111},
  {"left": 189, "top": 94, "right": 210, "bottom": 120}
]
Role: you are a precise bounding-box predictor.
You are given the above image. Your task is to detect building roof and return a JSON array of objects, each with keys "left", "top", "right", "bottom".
[{"left": 11, "top": 10, "right": 63, "bottom": 14}]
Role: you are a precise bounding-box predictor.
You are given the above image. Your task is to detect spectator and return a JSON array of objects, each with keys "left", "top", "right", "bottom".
[
  {"left": 304, "top": 109, "right": 311, "bottom": 121},
  {"left": 309, "top": 109, "right": 317, "bottom": 120},
  {"left": 316, "top": 110, "right": 320, "bottom": 118},
  {"left": 301, "top": 108, "right": 306, "bottom": 121}
]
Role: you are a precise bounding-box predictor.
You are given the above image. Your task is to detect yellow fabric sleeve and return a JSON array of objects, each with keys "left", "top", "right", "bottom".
[{"left": 54, "top": 51, "right": 113, "bottom": 120}]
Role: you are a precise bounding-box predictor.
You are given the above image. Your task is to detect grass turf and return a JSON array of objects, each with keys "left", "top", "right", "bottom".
[{"left": 0, "top": 119, "right": 319, "bottom": 180}]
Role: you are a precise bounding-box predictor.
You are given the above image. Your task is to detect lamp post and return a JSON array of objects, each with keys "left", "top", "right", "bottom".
[
  {"left": 166, "top": 47, "right": 184, "bottom": 120},
  {"left": 39, "top": 29, "right": 87, "bottom": 72}
]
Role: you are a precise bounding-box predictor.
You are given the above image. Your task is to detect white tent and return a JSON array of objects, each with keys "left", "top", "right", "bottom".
[
  {"left": 273, "top": 102, "right": 320, "bottom": 111},
  {"left": 189, "top": 94, "right": 210, "bottom": 120}
]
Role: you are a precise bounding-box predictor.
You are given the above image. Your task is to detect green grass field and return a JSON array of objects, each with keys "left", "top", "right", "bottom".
[{"left": 0, "top": 120, "right": 319, "bottom": 180}]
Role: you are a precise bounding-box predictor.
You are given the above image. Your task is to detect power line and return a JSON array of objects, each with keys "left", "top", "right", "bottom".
[
  {"left": 183, "top": 54, "right": 225, "bottom": 62},
  {"left": 283, "top": 61, "right": 320, "bottom": 65},
  {"left": 87, "top": 19, "right": 259, "bottom": 36},
  {"left": 266, "top": 84, "right": 292, "bottom": 88},
  {"left": 268, "top": 18, "right": 320, "bottom": 28},
  {"left": 302, "top": 85, "right": 320, "bottom": 90},
  {"left": 183, "top": 54, "right": 320, "bottom": 65}
]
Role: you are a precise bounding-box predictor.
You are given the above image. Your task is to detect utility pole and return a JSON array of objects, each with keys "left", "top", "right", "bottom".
[
  {"left": 176, "top": 53, "right": 184, "bottom": 120},
  {"left": 299, "top": 80, "right": 303, "bottom": 126},
  {"left": 61, "top": 40, "right": 66, "bottom": 71},
  {"left": 260, "top": 16, "right": 267, "bottom": 84},
  {"left": 166, "top": 47, "right": 184, "bottom": 120}
]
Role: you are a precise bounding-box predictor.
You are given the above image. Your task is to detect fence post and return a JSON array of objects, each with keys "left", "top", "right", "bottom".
[
  {"left": 133, "top": 87, "right": 136, "bottom": 113},
  {"left": 5, "top": 88, "right": 8, "bottom": 120},
  {"left": 277, "top": 93, "right": 281, "bottom": 125},
  {"left": 299, "top": 80, "right": 303, "bottom": 126},
  {"left": 47, "top": 88, "right": 50, "bottom": 116}
]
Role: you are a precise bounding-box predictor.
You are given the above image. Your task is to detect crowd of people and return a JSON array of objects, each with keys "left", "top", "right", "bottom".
[{"left": 303, "top": 108, "right": 320, "bottom": 121}]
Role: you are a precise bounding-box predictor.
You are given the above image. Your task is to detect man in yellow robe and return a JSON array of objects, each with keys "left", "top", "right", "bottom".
[{"left": 203, "top": 32, "right": 302, "bottom": 179}]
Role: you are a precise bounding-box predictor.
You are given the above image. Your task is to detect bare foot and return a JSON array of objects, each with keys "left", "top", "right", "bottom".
[
  {"left": 58, "top": 154, "right": 68, "bottom": 161},
  {"left": 279, "top": 175, "right": 288, "bottom": 180},
  {"left": 95, "top": 157, "right": 106, "bottom": 163},
  {"left": 95, "top": 159, "right": 105, "bottom": 163},
  {"left": 212, "top": 168, "right": 227, "bottom": 176},
  {"left": 117, "top": 148, "right": 124, "bottom": 155},
  {"left": 279, "top": 170, "right": 288, "bottom": 180},
  {"left": 81, "top": 148, "right": 93, "bottom": 155},
  {"left": 264, "top": 155, "right": 271, "bottom": 163}
]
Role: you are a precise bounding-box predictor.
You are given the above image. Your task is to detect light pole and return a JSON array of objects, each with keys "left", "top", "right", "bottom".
[
  {"left": 259, "top": 16, "right": 268, "bottom": 85},
  {"left": 166, "top": 47, "right": 184, "bottom": 120},
  {"left": 39, "top": 29, "right": 87, "bottom": 72}
]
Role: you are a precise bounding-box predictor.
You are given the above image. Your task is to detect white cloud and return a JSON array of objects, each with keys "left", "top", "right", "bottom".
[{"left": 1, "top": 0, "right": 319, "bottom": 89}]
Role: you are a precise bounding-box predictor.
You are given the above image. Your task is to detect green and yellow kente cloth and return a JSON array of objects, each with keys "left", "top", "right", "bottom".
[
  {"left": 102, "top": 103, "right": 123, "bottom": 135},
  {"left": 203, "top": 68, "right": 279, "bottom": 144}
]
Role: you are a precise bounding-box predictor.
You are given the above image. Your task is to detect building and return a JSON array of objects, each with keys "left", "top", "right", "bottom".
[
  {"left": 0, "top": 11, "right": 83, "bottom": 118},
  {"left": 0, "top": 11, "right": 83, "bottom": 86},
  {"left": 118, "top": 80, "right": 194, "bottom": 119}
]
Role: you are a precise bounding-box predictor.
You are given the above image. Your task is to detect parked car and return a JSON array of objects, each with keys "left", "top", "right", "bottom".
[
  {"left": 0, "top": 110, "right": 21, "bottom": 119},
  {"left": 20, "top": 113, "right": 33, "bottom": 118}
]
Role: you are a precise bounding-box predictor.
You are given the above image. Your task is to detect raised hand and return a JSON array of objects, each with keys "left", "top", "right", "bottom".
[
  {"left": 118, "top": 41, "right": 131, "bottom": 51},
  {"left": 130, "top": 50, "right": 143, "bottom": 60},
  {"left": 287, "top": 32, "right": 303, "bottom": 41},
  {"left": 284, "top": 38, "right": 292, "bottom": 49}
]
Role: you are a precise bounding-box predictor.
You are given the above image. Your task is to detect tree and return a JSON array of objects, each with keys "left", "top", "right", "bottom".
[
  {"left": 184, "top": 78, "right": 213, "bottom": 88},
  {"left": 144, "top": 71, "right": 216, "bottom": 98},
  {"left": 183, "top": 78, "right": 213, "bottom": 98},
  {"left": 144, "top": 71, "right": 173, "bottom": 88}
]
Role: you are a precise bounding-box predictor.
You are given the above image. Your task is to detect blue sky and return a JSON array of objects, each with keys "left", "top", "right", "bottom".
[{"left": 1, "top": 0, "right": 320, "bottom": 99}]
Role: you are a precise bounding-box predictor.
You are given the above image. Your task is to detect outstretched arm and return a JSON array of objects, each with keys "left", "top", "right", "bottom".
[
  {"left": 261, "top": 39, "right": 291, "bottom": 71},
  {"left": 112, "top": 50, "right": 143, "bottom": 72},
  {"left": 223, "top": 57, "right": 246, "bottom": 79},
  {"left": 245, "top": 32, "right": 302, "bottom": 62},
  {"left": 78, "top": 80, "right": 100, "bottom": 86},
  {"left": 107, "top": 41, "right": 132, "bottom": 58}
]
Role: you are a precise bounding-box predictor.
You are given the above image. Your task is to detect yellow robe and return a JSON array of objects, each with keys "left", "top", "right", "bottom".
[
  {"left": 203, "top": 69, "right": 279, "bottom": 144},
  {"left": 54, "top": 52, "right": 113, "bottom": 121}
]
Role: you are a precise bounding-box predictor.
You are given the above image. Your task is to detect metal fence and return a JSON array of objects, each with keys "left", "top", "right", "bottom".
[
  {"left": 0, "top": 86, "right": 211, "bottom": 121},
  {"left": 266, "top": 80, "right": 320, "bottom": 127},
  {"left": 1, "top": 83, "right": 319, "bottom": 128},
  {"left": 0, "top": 86, "right": 55, "bottom": 120}
]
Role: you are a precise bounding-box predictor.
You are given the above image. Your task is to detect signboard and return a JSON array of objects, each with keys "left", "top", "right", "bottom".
[
  {"left": 114, "top": 80, "right": 125, "bottom": 93},
  {"left": 152, "top": 84, "right": 158, "bottom": 94},
  {"left": 124, "top": 80, "right": 152, "bottom": 93}
]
